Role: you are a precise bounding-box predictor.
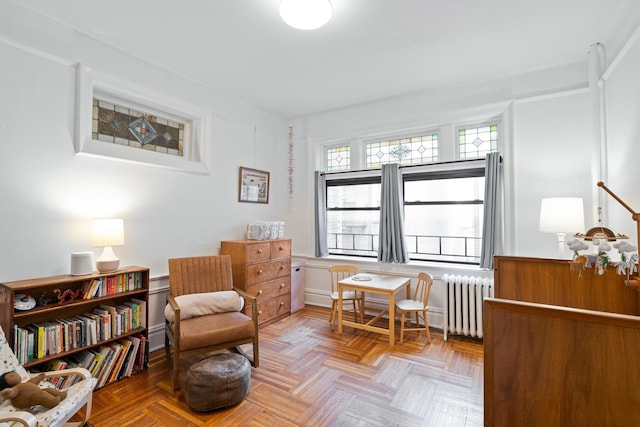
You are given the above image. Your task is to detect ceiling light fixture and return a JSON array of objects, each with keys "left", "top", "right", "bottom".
[{"left": 279, "top": 0, "right": 333, "bottom": 30}]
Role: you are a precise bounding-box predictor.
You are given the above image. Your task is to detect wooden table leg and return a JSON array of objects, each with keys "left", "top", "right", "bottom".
[
  {"left": 389, "top": 291, "right": 395, "bottom": 346},
  {"left": 338, "top": 283, "right": 343, "bottom": 334}
]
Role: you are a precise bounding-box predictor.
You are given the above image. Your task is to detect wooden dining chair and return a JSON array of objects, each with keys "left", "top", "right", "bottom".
[
  {"left": 329, "top": 264, "right": 365, "bottom": 331},
  {"left": 395, "top": 272, "right": 433, "bottom": 344}
]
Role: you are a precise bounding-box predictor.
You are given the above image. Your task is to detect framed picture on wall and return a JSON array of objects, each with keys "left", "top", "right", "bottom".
[{"left": 238, "top": 166, "right": 270, "bottom": 203}]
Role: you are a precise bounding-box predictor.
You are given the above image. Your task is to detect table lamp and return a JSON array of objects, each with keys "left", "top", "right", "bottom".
[
  {"left": 539, "top": 197, "right": 585, "bottom": 258},
  {"left": 92, "top": 218, "right": 125, "bottom": 273}
]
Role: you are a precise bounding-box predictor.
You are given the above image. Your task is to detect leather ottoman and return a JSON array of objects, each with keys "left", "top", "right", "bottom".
[{"left": 184, "top": 353, "right": 251, "bottom": 412}]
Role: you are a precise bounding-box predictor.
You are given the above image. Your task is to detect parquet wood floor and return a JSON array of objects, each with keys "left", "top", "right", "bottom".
[{"left": 88, "top": 306, "right": 484, "bottom": 426}]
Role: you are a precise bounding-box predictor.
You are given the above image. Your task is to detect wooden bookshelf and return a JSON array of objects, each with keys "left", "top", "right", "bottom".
[{"left": 0, "top": 266, "right": 150, "bottom": 389}]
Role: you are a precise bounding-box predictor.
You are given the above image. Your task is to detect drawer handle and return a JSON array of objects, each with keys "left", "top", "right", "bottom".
[
  {"left": 280, "top": 301, "right": 285, "bottom": 306},
  {"left": 280, "top": 283, "right": 285, "bottom": 288},
  {"left": 279, "top": 246, "right": 284, "bottom": 251},
  {"left": 258, "top": 290, "right": 263, "bottom": 295},
  {"left": 258, "top": 310, "right": 263, "bottom": 315},
  {"left": 280, "top": 265, "right": 285, "bottom": 270},
  {"left": 258, "top": 269, "right": 263, "bottom": 275},
  {"left": 257, "top": 249, "right": 263, "bottom": 254}
]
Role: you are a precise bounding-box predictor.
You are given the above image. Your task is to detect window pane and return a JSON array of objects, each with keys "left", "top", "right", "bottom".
[
  {"left": 459, "top": 124, "right": 498, "bottom": 159},
  {"left": 327, "top": 210, "right": 379, "bottom": 257},
  {"left": 327, "top": 146, "right": 351, "bottom": 172},
  {"left": 327, "top": 184, "right": 380, "bottom": 208},
  {"left": 366, "top": 134, "right": 438, "bottom": 167},
  {"left": 405, "top": 177, "right": 484, "bottom": 202},
  {"left": 404, "top": 204, "right": 483, "bottom": 263}
]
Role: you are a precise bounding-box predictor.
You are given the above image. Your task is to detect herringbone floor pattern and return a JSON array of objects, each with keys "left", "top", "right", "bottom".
[{"left": 88, "top": 306, "right": 484, "bottom": 426}]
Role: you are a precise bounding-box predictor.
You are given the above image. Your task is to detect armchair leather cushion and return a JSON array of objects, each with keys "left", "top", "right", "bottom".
[
  {"left": 165, "top": 291, "right": 244, "bottom": 322},
  {"left": 173, "top": 312, "right": 257, "bottom": 352}
]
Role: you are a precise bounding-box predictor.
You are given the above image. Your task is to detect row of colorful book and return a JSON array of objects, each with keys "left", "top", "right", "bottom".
[
  {"left": 33, "top": 332, "right": 149, "bottom": 390},
  {"left": 13, "top": 298, "right": 146, "bottom": 365},
  {"left": 80, "top": 271, "right": 144, "bottom": 299}
]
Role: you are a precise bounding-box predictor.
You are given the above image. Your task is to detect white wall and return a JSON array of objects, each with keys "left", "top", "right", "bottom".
[
  {"left": 0, "top": 5, "right": 288, "bottom": 349},
  {"left": 0, "top": 5, "right": 289, "bottom": 282}
]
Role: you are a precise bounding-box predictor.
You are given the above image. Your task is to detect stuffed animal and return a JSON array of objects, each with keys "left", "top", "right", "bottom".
[{"left": 0, "top": 371, "right": 67, "bottom": 410}]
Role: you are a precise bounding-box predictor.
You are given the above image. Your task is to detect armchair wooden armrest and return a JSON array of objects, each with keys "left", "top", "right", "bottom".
[
  {"left": 233, "top": 287, "right": 259, "bottom": 321},
  {"left": 166, "top": 295, "right": 181, "bottom": 318},
  {"left": 165, "top": 295, "right": 181, "bottom": 347}
]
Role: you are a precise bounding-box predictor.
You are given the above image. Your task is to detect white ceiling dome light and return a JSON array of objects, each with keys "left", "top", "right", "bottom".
[{"left": 279, "top": 0, "right": 333, "bottom": 30}]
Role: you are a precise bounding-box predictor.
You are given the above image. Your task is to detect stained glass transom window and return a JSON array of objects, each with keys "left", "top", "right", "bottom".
[
  {"left": 366, "top": 134, "right": 438, "bottom": 168},
  {"left": 92, "top": 98, "right": 184, "bottom": 156},
  {"left": 458, "top": 124, "right": 498, "bottom": 159},
  {"left": 327, "top": 146, "right": 351, "bottom": 172}
]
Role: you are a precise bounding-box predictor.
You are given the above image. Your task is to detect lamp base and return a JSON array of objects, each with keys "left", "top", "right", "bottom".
[
  {"left": 95, "top": 246, "right": 120, "bottom": 273},
  {"left": 96, "top": 259, "right": 120, "bottom": 273}
]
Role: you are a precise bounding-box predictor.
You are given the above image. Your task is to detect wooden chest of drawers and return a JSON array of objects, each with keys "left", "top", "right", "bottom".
[{"left": 220, "top": 239, "right": 291, "bottom": 326}]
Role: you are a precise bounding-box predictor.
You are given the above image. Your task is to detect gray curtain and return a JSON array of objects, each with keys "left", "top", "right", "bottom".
[
  {"left": 378, "top": 163, "right": 409, "bottom": 263},
  {"left": 314, "top": 171, "right": 329, "bottom": 257},
  {"left": 479, "top": 152, "right": 502, "bottom": 269}
]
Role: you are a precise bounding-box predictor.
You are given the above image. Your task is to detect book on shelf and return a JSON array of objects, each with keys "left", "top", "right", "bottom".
[
  {"left": 94, "top": 344, "right": 117, "bottom": 389},
  {"left": 116, "top": 304, "right": 133, "bottom": 332},
  {"left": 90, "top": 346, "right": 111, "bottom": 379},
  {"left": 92, "top": 307, "right": 112, "bottom": 341},
  {"left": 132, "top": 332, "right": 148, "bottom": 373},
  {"left": 46, "top": 359, "right": 68, "bottom": 388},
  {"left": 130, "top": 298, "right": 147, "bottom": 328},
  {"left": 83, "top": 278, "right": 101, "bottom": 299},
  {"left": 99, "top": 304, "right": 118, "bottom": 338},
  {"left": 110, "top": 338, "right": 133, "bottom": 383},
  {"left": 121, "top": 335, "right": 141, "bottom": 378},
  {"left": 68, "top": 349, "right": 96, "bottom": 371}
]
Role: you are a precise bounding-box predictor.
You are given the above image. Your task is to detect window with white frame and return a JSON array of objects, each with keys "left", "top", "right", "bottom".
[
  {"left": 458, "top": 124, "right": 498, "bottom": 159},
  {"left": 322, "top": 120, "right": 499, "bottom": 264},
  {"left": 326, "top": 163, "right": 485, "bottom": 263},
  {"left": 365, "top": 133, "right": 438, "bottom": 167},
  {"left": 326, "top": 145, "right": 351, "bottom": 172}
]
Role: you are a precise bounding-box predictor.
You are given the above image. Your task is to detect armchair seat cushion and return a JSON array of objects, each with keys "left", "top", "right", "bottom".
[{"left": 173, "top": 312, "right": 257, "bottom": 352}]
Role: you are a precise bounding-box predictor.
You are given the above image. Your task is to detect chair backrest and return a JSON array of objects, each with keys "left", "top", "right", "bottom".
[
  {"left": 413, "top": 272, "right": 433, "bottom": 306},
  {"left": 168, "top": 255, "right": 234, "bottom": 297},
  {"left": 329, "top": 264, "right": 358, "bottom": 294}
]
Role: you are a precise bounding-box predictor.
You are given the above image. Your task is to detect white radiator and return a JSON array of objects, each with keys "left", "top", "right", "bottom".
[{"left": 442, "top": 274, "right": 494, "bottom": 341}]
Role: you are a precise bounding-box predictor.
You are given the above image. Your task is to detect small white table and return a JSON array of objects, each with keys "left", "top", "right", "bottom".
[{"left": 337, "top": 273, "right": 411, "bottom": 346}]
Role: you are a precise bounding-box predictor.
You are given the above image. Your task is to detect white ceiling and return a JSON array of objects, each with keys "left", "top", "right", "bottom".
[{"left": 13, "top": 0, "right": 640, "bottom": 119}]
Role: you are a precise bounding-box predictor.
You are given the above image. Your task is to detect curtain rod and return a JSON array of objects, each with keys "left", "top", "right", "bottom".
[{"left": 319, "top": 156, "right": 501, "bottom": 176}]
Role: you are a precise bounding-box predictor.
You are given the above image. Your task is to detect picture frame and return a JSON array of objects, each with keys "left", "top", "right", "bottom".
[
  {"left": 238, "top": 167, "right": 270, "bottom": 204},
  {"left": 74, "top": 64, "right": 211, "bottom": 174}
]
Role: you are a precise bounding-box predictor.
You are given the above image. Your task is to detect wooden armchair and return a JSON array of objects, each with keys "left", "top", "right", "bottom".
[
  {"left": 165, "top": 255, "right": 259, "bottom": 390},
  {"left": 0, "top": 326, "right": 96, "bottom": 427}
]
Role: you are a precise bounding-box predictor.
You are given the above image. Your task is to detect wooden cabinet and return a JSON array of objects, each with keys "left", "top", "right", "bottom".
[
  {"left": 0, "top": 266, "right": 149, "bottom": 389},
  {"left": 220, "top": 239, "right": 291, "bottom": 326},
  {"left": 494, "top": 255, "right": 640, "bottom": 315}
]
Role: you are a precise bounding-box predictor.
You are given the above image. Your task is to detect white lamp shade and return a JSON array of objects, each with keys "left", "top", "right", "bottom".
[
  {"left": 92, "top": 218, "right": 125, "bottom": 247},
  {"left": 279, "top": 0, "right": 333, "bottom": 30},
  {"left": 539, "top": 198, "right": 585, "bottom": 233}
]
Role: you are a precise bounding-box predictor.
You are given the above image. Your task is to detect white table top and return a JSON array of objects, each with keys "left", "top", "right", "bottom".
[{"left": 338, "top": 273, "right": 410, "bottom": 292}]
